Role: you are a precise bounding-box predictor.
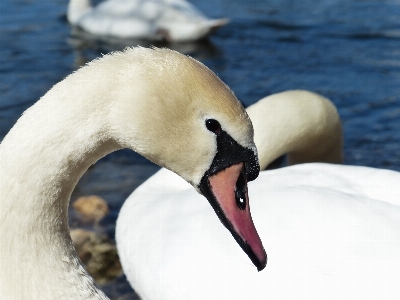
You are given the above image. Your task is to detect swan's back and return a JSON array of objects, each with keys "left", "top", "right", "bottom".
[{"left": 117, "top": 163, "right": 400, "bottom": 300}]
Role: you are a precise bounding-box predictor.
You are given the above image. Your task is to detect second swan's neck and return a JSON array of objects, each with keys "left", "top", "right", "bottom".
[{"left": 247, "top": 90, "right": 343, "bottom": 169}]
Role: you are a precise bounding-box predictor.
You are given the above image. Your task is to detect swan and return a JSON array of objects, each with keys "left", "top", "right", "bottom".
[
  {"left": 0, "top": 47, "right": 267, "bottom": 300},
  {"left": 116, "top": 90, "right": 400, "bottom": 300},
  {"left": 67, "top": 0, "right": 228, "bottom": 42}
]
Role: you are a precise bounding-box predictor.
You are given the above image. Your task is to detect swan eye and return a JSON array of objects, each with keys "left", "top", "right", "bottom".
[{"left": 205, "top": 119, "right": 221, "bottom": 134}]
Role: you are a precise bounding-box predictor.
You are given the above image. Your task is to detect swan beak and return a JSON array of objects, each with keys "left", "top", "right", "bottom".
[{"left": 203, "top": 162, "right": 267, "bottom": 271}]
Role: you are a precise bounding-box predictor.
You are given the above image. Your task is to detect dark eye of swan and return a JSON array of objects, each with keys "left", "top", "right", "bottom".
[{"left": 205, "top": 119, "right": 221, "bottom": 134}]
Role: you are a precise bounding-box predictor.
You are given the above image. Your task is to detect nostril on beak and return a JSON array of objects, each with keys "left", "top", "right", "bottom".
[{"left": 235, "top": 169, "right": 247, "bottom": 210}]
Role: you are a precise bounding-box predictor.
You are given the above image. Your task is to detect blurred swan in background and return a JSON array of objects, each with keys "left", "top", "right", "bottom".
[
  {"left": 67, "top": 0, "right": 228, "bottom": 42},
  {"left": 117, "top": 90, "right": 400, "bottom": 300}
]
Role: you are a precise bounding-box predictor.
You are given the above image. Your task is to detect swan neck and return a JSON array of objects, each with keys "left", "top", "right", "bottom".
[
  {"left": 247, "top": 90, "right": 343, "bottom": 169},
  {"left": 0, "top": 96, "right": 115, "bottom": 299}
]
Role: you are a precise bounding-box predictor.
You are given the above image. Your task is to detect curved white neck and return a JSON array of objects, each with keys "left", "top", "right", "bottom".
[
  {"left": 0, "top": 90, "right": 117, "bottom": 299},
  {"left": 247, "top": 90, "right": 343, "bottom": 169}
]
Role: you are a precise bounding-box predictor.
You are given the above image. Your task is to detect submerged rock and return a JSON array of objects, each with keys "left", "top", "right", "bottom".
[
  {"left": 70, "top": 228, "right": 122, "bottom": 283},
  {"left": 73, "top": 195, "right": 109, "bottom": 224}
]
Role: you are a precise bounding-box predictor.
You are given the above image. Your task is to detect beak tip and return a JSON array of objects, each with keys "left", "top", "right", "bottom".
[
  {"left": 245, "top": 242, "right": 267, "bottom": 272},
  {"left": 255, "top": 249, "right": 267, "bottom": 271},
  {"left": 257, "top": 257, "right": 267, "bottom": 271}
]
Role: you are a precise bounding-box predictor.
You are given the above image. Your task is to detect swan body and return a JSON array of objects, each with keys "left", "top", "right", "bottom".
[
  {"left": 67, "top": 0, "right": 228, "bottom": 42},
  {"left": 118, "top": 164, "right": 400, "bottom": 300},
  {"left": 0, "top": 47, "right": 266, "bottom": 299},
  {"left": 117, "top": 90, "right": 400, "bottom": 299}
]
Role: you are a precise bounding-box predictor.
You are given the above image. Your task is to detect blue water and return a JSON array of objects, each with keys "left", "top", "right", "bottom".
[{"left": 1, "top": 0, "right": 400, "bottom": 298}]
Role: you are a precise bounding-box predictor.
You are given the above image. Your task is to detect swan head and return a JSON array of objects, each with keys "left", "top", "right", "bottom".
[{"left": 105, "top": 47, "right": 267, "bottom": 270}]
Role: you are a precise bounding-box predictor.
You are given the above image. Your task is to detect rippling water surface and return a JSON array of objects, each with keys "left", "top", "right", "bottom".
[{"left": 1, "top": 0, "right": 400, "bottom": 298}]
